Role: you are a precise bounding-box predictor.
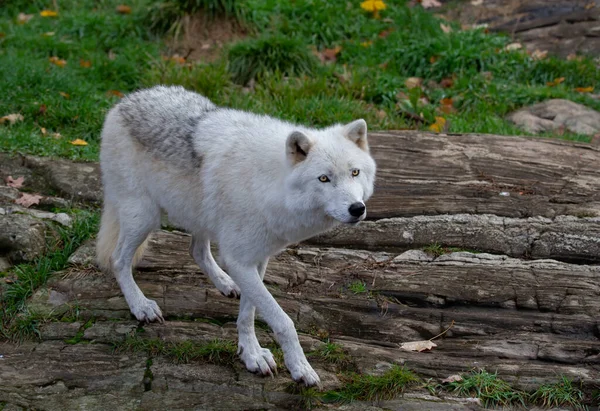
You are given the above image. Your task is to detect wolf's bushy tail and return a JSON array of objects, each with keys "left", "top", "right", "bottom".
[{"left": 96, "top": 201, "right": 149, "bottom": 272}]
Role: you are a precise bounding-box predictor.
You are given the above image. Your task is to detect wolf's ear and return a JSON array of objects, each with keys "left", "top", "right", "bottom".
[
  {"left": 286, "top": 131, "right": 312, "bottom": 165},
  {"left": 343, "top": 119, "right": 368, "bottom": 152}
]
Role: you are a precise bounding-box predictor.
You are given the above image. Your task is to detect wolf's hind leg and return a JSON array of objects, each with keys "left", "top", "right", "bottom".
[
  {"left": 236, "top": 259, "right": 277, "bottom": 376},
  {"left": 190, "top": 235, "right": 241, "bottom": 298},
  {"left": 112, "top": 198, "right": 162, "bottom": 322}
]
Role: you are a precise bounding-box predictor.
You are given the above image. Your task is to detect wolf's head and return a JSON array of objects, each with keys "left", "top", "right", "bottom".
[{"left": 284, "top": 119, "right": 376, "bottom": 225}]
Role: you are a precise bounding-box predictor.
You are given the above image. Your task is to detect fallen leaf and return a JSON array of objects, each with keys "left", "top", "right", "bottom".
[
  {"left": 471, "top": 0, "right": 484, "bottom": 4},
  {"left": 440, "top": 23, "right": 452, "bottom": 33},
  {"left": 378, "top": 28, "right": 394, "bottom": 38},
  {"left": 442, "top": 374, "right": 463, "bottom": 383},
  {"left": 531, "top": 49, "right": 547, "bottom": 60},
  {"left": 106, "top": 90, "right": 124, "bottom": 98},
  {"left": 40, "top": 127, "right": 47, "bottom": 135},
  {"left": 80, "top": 59, "right": 92, "bottom": 68},
  {"left": 43, "top": 31, "right": 55, "bottom": 37},
  {"left": 360, "top": 0, "right": 387, "bottom": 13},
  {"left": 52, "top": 132, "right": 62, "bottom": 139},
  {"left": 405, "top": 77, "right": 423, "bottom": 89},
  {"left": 400, "top": 340, "right": 437, "bottom": 352},
  {"left": 575, "top": 86, "right": 594, "bottom": 93},
  {"left": 59, "top": 92, "right": 70, "bottom": 99},
  {"left": 360, "top": 40, "right": 373, "bottom": 47},
  {"left": 439, "top": 97, "right": 456, "bottom": 114},
  {"left": 6, "top": 176, "right": 24, "bottom": 188},
  {"left": 16, "top": 193, "right": 43, "bottom": 208},
  {"left": 116, "top": 5, "right": 132, "bottom": 14},
  {"left": 70, "top": 139, "right": 88, "bottom": 146},
  {"left": 49, "top": 56, "right": 67, "bottom": 67},
  {"left": 440, "top": 77, "right": 454, "bottom": 88},
  {"left": 38, "top": 104, "right": 47, "bottom": 116},
  {"left": 546, "top": 77, "right": 565, "bottom": 87},
  {"left": 18, "top": 13, "right": 34, "bottom": 24},
  {"left": 429, "top": 116, "right": 447, "bottom": 133},
  {"left": 419, "top": 0, "right": 442, "bottom": 8},
  {"left": 504, "top": 42, "right": 522, "bottom": 51},
  {"left": 40, "top": 10, "right": 58, "bottom": 17},
  {"left": 429, "top": 55, "right": 438, "bottom": 64},
  {"left": 585, "top": 2, "right": 595, "bottom": 9},
  {"left": 0, "top": 113, "right": 24, "bottom": 125}
]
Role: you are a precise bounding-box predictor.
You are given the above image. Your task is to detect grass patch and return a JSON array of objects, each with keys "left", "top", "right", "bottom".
[
  {"left": 444, "top": 369, "right": 528, "bottom": 408},
  {"left": 2, "top": 0, "right": 599, "bottom": 161},
  {"left": 227, "top": 35, "right": 318, "bottom": 85},
  {"left": 64, "top": 317, "right": 94, "bottom": 344},
  {"left": 347, "top": 281, "right": 367, "bottom": 295},
  {"left": 113, "top": 334, "right": 238, "bottom": 366},
  {"left": 423, "top": 243, "right": 479, "bottom": 257},
  {"left": 324, "top": 365, "right": 419, "bottom": 403},
  {"left": 530, "top": 376, "right": 585, "bottom": 410},
  {"left": 308, "top": 340, "right": 354, "bottom": 370},
  {"left": 0, "top": 210, "right": 100, "bottom": 341}
]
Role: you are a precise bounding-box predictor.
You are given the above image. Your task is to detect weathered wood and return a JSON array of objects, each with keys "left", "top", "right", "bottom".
[
  {"left": 21, "top": 231, "right": 600, "bottom": 402},
  {"left": 366, "top": 132, "right": 600, "bottom": 219},
  {"left": 312, "top": 214, "right": 600, "bottom": 263}
]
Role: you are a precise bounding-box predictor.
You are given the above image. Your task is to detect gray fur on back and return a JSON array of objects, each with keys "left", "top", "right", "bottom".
[{"left": 116, "top": 85, "right": 216, "bottom": 167}]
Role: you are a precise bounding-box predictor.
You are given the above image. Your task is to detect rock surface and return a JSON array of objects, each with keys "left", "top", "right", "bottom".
[
  {"left": 507, "top": 99, "right": 600, "bottom": 136},
  {"left": 1, "top": 131, "right": 600, "bottom": 410},
  {"left": 445, "top": 0, "right": 600, "bottom": 58}
]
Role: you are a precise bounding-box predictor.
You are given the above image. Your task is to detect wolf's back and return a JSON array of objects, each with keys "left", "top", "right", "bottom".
[{"left": 114, "top": 85, "right": 216, "bottom": 167}]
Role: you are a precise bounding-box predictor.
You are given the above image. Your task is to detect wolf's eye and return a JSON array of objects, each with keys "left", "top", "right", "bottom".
[
  {"left": 351, "top": 169, "right": 360, "bottom": 177},
  {"left": 318, "top": 175, "right": 330, "bottom": 183}
]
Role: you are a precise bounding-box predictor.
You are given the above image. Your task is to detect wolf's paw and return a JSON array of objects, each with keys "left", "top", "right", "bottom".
[
  {"left": 287, "top": 356, "right": 320, "bottom": 387},
  {"left": 130, "top": 298, "right": 164, "bottom": 323},
  {"left": 239, "top": 344, "right": 277, "bottom": 376},
  {"left": 215, "top": 275, "right": 241, "bottom": 299}
]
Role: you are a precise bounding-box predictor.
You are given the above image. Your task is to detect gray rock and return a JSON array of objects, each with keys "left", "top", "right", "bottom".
[
  {"left": 67, "top": 239, "right": 97, "bottom": 267},
  {"left": 508, "top": 99, "right": 600, "bottom": 136},
  {"left": 0, "top": 212, "right": 46, "bottom": 263}
]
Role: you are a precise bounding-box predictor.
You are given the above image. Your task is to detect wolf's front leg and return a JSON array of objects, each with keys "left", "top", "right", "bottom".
[{"left": 225, "top": 258, "right": 320, "bottom": 386}]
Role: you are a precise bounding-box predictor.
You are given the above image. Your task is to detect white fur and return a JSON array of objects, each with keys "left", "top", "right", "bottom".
[{"left": 96, "top": 86, "right": 376, "bottom": 386}]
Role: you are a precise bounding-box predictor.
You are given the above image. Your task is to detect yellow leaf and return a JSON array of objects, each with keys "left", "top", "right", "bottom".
[
  {"left": 49, "top": 56, "right": 67, "bottom": 67},
  {"left": 360, "top": 40, "right": 373, "bottom": 47},
  {"left": 575, "top": 86, "right": 594, "bottom": 93},
  {"left": 116, "top": 5, "right": 132, "bottom": 14},
  {"left": 546, "top": 77, "right": 565, "bottom": 87},
  {"left": 40, "top": 10, "right": 58, "bottom": 17},
  {"left": 40, "top": 127, "right": 47, "bottom": 135},
  {"left": 429, "top": 117, "right": 447, "bottom": 133},
  {"left": 70, "top": 139, "right": 88, "bottom": 146},
  {"left": 59, "top": 92, "right": 70, "bottom": 99},
  {"left": 360, "top": 0, "right": 386, "bottom": 12},
  {"left": 80, "top": 59, "right": 92, "bottom": 68},
  {"left": 531, "top": 49, "right": 547, "bottom": 60}
]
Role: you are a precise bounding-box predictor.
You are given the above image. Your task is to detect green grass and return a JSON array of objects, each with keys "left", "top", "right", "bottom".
[
  {"left": 348, "top": 280, "right": 367, "bottom": 295},
  {"left": 114, "top": 334, "right": 238, "bottom": 365},
  {"left": 323, "top": 365, "right": 419, "bottom": 402},
  {"left": 444, "top": 369, "right": 528, "bottom": 408},
  {"left": 2, "top": 0, "right": 599, "bottom": 161},
  {"left": 0, "top": 209, "right": 100, "bottom": 341},
  {"left": 227, "top": 35, "right": 318, "bottom": 85},
  {"left": 531, "top": 376, "right": 585, "bottom": 410},
  {"left": 308, "top": 340, "right": 354, "bottom": 370},
  {"left": 64, "top": 317, "right": 94, "bottom": 344}
]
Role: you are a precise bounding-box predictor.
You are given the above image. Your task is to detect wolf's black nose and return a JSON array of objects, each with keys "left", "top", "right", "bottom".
[{"left": 348, "top": 202, "right": 366, "bottom": 217}]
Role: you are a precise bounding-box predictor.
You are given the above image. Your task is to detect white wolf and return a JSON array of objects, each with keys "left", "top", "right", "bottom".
[{"left": 96, "top": 85, "right": 376, "bottom": 386}]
